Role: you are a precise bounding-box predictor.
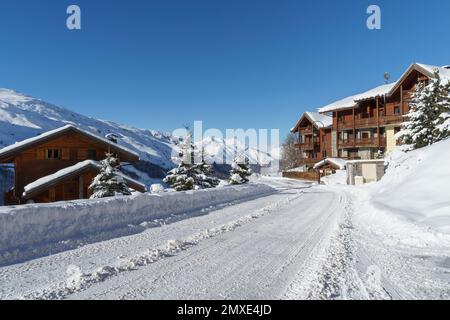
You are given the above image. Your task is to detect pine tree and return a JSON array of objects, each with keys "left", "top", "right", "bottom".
[
  {"left": 434, "top": 77, "right": 450, "bottom": 141},
  {"left": 164, "top": 129, "right": 196, "bottom": 191},
  {"left": 163, "top": 163, "right": 195, "bottom": 191},
  {"left": 192, "top": 153, "right": 220, "bottom": 189},
  {"left": 89, "top": 153, "right": 131, "bottom": 198},
  {"left": 164, "top": 131, "right": 220, "bottom": 191},
  {"left": 398, "top": 70, "right": 450, "bottom": 150},
  {"left": 229, "top": 157, "right": 252, "bottom": 185}
]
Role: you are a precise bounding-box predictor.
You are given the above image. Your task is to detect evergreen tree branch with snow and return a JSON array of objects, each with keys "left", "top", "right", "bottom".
[
  {"left": 164, "top": 130, "right": 219, "bottom": 191},
  {"left": 89, "top": 153, "right": 132, "bottom": 198},
  {"left": 398, "top": 70, "right": 450, "bottom": 150},
  {"left": 229, "top": 157, "right": 252, "bottom": 185}
]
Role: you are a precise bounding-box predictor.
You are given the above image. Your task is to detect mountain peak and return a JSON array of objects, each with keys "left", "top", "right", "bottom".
[{"left": 0, "top": 88, "right": 33, "bottom": 105}]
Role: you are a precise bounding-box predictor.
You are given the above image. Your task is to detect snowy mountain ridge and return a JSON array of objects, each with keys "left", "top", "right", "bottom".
[{"left": 0, "top": 88, "right": 276, "bottom": 177}]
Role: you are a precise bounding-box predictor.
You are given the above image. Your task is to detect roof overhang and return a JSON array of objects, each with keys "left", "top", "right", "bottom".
[
  {"left": 387, "top": 63, "right": 436, "bottom": 96},
  {"left": 22, "top": 160, "right": 146, "bottom": 199},
  {"left": 0, "top": 125, "right": 139, "bottom": 163},
  {"left": 291, "top": 112, "right": 332, "bottom": 133}
]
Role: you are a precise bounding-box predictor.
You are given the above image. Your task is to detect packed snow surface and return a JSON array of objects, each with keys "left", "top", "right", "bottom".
[
  {"left": 0, "top": 173, "right": 449, "bottom": 300},
  {"left": 368, "top": 139, "right": 450, "bottom": 234},
  {"left": 0, "top": 183, "right": 274, "bottom": 263}
]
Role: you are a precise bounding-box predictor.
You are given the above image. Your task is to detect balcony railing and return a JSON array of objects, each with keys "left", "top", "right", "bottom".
[
  {"left": 299, "top": 128, "right": 314, "bottom": 135},
  {"left": 299, "top": 158, "right": 320, "bottom": 164},
  {"left": 379, "top": 115, "right": 403, "bottom": 126},
  {"left": 297, "top": 142, "right": 319, "bottom": 150},
  {"left": 338, "top": 115, "right": 404, "bottom": 130},
  {"left": 355, "top": 118, "right": 378, "bottom": 128},
  {"left": 338, "top": 137, "right": 386, "bottom": 148}
]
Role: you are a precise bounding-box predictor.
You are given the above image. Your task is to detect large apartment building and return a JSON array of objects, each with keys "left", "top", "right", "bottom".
[{"left": 292, "top": 63, "right": 450, "bottom": 169}]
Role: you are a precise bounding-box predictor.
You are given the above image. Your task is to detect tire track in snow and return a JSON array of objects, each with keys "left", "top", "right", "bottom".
[{"left": 18, "top": 190, "right": 305, "bottom": 300}]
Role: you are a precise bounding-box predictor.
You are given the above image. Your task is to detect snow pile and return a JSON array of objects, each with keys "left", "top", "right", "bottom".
[
  {"left": 320, "top": 170, "right": 347, "bottom": 186},
  {"left": 150, "top": 184, "right": 165, "bottom": 193},
  {"left": 369, "top": 138, "right": 450, "bottom": 234},
  {"left": 0, "top": 183, "right": 274, "bottom": 256},
  {"left": 313, "top": 158, "right": 347, "bottom": 170}
]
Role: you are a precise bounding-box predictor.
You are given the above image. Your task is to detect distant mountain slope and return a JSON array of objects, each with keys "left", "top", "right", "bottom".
[
  {"left": 0, "top": 88, "right": 277, "bottom": 186},
  {"left": 0, "top": 88, "right": 176, "bottom": 171}
]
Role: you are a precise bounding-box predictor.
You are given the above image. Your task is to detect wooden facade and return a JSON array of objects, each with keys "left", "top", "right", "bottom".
[
  {"left": 291, "top": 113, "right": 332, "bottom": 170},
  {"left": 333, "top": 69, "right": 428, "bottom": 159},
  {"left": 0, "top": 126, "right": 143, "bottom": 205},
  {"left": 291, "top": 63, "right": 448, "bottom": 166}
]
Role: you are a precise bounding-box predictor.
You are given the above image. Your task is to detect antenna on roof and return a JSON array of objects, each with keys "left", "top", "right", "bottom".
[
  {"left": 105, "top": 133, "right": 119, "bottom": 144},
  {"left": 384, "top": 72, "right": 391, "bottom": 84}
]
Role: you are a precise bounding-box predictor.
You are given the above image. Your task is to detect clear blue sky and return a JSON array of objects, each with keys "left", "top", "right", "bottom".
[{"left": 1, "top": 0, "right": 449, "bottom": 137}]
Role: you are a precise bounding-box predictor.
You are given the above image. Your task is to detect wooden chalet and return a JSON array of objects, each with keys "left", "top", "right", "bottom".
[
  {"left": 290, "top": 112, "right": 332, "bottom": 170},
  {"left": 0, "top": 125, "right": 146, "bottom": 205},
  {"left": 291, "top": 63, "right": 450, "bottom": 165}
]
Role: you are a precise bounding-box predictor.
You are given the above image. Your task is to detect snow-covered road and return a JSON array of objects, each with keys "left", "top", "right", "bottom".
[
  {"left": 1, "top": 177, "right": 448, "bottom": 300},
  {"left": 0, "top": 178, "right": 348, "bottom": 300}
]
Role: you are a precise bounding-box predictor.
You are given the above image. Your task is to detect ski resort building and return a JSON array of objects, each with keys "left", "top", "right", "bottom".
[
  {"left": 0, "top": 125, "right": 146, "bottom": 205},
  {"left": 291, "top": 63, "right": 450, "bottom": 168},
  {"left": 290, "top": 111, "right": 333, "bottom": 171}
]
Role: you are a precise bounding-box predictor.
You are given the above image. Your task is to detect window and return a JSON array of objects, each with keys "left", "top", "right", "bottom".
[
  {"left": 88, "top": 149, "right": 97, "bottom": 159},
  {"left": 394, "top": 106, "right": 401, "bottom": 115},
  {"left": 46, "top": 149, "right": 61, "bottom": 159},
  {"left": 379, "top": 108, "right": 385, "bottom": 117},
  {"left": 300, "top": 135, "right": 305, "bottom": 144}
]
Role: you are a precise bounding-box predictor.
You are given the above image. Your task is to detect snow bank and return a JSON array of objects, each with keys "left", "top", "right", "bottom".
[
  {"left": 369, "top": 138, "right": 450, "bottom": 234},
  {"left": 0, "top": 184, "right": 274, "bottom": 254}
]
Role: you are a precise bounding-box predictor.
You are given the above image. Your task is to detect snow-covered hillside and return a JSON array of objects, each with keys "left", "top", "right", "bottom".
[
  {"left": 199, "top": 136, "right": 274, "bottom": 166},
  {"left": 369, "top": 138, "right": 450, "bottom": 234},
  {"left": 0, "top": 89, "right": 176, "bottom": 171},
  {"left": 0, "top": 88, "right": 277, "bottom": 185}
]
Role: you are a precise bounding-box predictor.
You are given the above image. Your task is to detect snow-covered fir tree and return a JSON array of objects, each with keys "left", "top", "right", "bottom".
[
  {"left": 164, "top": 130, "right": 219, "bottom": 191},
  {"left": 163, "top": 163, "right": 195, "bottom": 191},
  {"left": 229, "top": 157, "right": 252, "bottom": 185},
  {"left": 164, "top": 129, "right": 196, "bottom": 191},
  {"left": 434, "top": 77, "right": 450, "bottom": 141},
  {"left": 398, "top": 70, "right": 450, "bottom": 150},
  {"left": 89, "top": 153, "right": 131, "bottom": 198},
  {"left": 192, "top": 149, "right": 220, "bottom": 189}
]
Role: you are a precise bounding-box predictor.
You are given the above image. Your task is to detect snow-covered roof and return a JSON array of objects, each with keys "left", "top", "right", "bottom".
[
  {"left": 313, "top": 158, "right": 347, "bottom": 170},
  {"left": 291, "top": 112, "right": 332, "bottom": 132},
  {"left": 22, "top": 160, "right": 146, "bottom": 198},
  {"left": 388, "top": 63, "right": 450, "bottom": 96},
  {"left": 318, "top": 62, "right": 450, "bottom": 114},
  {"left": 305, "top": 112, "right": 333, "bottom": 128},
  {"left": 0, "top": 125, "right": 139, "bottom": 162},
  {"left": 318, "top": 83, "right": 396, "bottom": 113}
]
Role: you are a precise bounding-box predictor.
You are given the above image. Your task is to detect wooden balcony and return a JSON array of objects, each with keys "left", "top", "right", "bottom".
[
  {"left": 299, "top": 128, "right": 314, "bottom": 135},
  {"left": 297, "top": 142, "right": 319, "bottom": 150},
  {"left": 339, "top": 115, "right": 404, "bottom": 131},
  {"left": 355, "top": 118, "right": 378, "bottom": 128},
  {"left": 299, "top": 157, "right": 320, "bottom": 164},
  {"left": 338, "top": 121, "right": 354, "bottom": 130},
  {"left": 338, "top": 137, "right": 386, "bottom": 148},
  {"left": 379, "top": 115, "right": 403, "bottom": 126}
]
